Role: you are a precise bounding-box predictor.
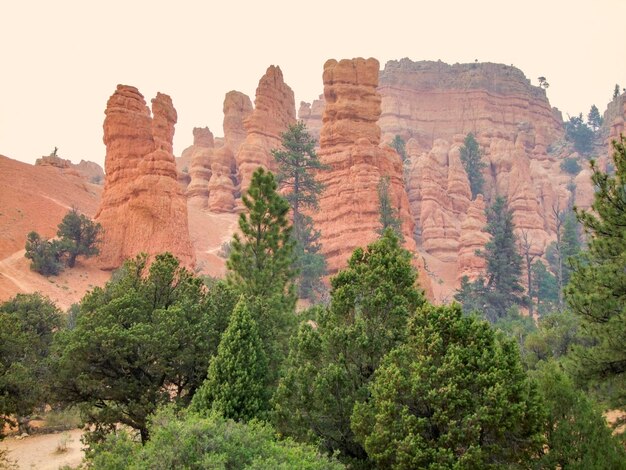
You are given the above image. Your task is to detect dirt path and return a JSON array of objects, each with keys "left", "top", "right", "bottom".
[
  {"left": 0, "top": 429, "right": 84, "bottom": 469},
  {"left": 0, "top": 249, "right": 35, "bottom": 293}
]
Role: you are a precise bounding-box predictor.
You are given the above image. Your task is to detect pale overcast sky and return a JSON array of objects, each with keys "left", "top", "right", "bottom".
[{"left": 1, "top": 0, "right": 624, "bottom": 168}]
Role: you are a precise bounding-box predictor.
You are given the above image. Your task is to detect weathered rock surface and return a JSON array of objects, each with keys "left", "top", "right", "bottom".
[
  {"left": 378, "top": 59, "right": 563, "bottom": 152},
  {"left": 297, "top": 96, "right": 324, "bottom": 142},
  {"left": 457, "top": 195, "right": 489, "bottom": 281},
  {"left": 186, "top": 127, "right": 215, "bottom": 207},
  {"left": 35, "top": 155, "right": 105, "bottom": 183},
  {"left": 96, "top": 85, "right": 194, "bottom": 270},
  {"left": 406, "top": 138, "right": 471, "bottom": 262},
  {"left": 235, "top": 66, "right": 296, "bottom": 202},
  {"left": 314, "top": 58, "right": 432, "bottom": 297}
]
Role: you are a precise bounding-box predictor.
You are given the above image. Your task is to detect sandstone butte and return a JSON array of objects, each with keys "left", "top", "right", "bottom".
[
  {"left": 235, "top": 65, "right": 296, "bottom": 207},
  {"left": 300, "top": 59, "right": 599, "bottom": 299},
  {"left": 313, "top": 57, "right": 433, "bottom": 298},
  {"left": 95, "top": 85, "right": 195, "bottom": 270}
]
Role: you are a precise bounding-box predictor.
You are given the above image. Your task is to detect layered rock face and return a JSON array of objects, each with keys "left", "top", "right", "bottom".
[
  {"left": 185, "top": 127, "right": 215, "bottom": 207},
  {"left": 314, "top": 58, "right": 432, "bottom": 297},
  {"left": 297, "top": 96, "right": 324, "bottom": 142},
  {"left": 235, "top": 66, "right": 296, "bottom": 201},
  {"left": 207, "top": 91, "right": 253, "bottom": 212},
  {"left": 406, "top": 137, "right": 471, "bottom": 261},
  {"left": 96, "top": 85, "right": 194, "bottom": 270},
  {"left": 457, "top": 195, "right": 489, "bottom": 281},
  {"left": 378, "top": 59, "right": 563, "bottom": 150}
]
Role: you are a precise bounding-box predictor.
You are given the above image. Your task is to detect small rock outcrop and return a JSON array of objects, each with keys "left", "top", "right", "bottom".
[
  {"left": 235, "top": 66, "right": 296, "bottom": 202},
  {"left": 35, "top": 155, "right": 105, "bottom": 183},
  {"left": 314, "top": 58, "right": 432, "bottom": 297},
  {"left": 96, "top": 85, "right": 194, "bottom": 270}
]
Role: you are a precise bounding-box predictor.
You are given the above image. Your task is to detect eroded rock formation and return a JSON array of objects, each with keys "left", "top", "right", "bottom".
[
  {"left": 314, "top": 58, "right": 432, "bottom": 297},
  {"left": 235, "top": 66, "right": 296, "bottom": 202},
  {"left": 96, "top": 85, "right": 194, "bottom": 270},
  {"left": 457, "top": 195, "right": 489, "bottom": 281},
  {"left": 406, "top": 138, "right": 471, "bottom": 261},
  {"left": 186, "top": 127, "right": 215, "bottom": 207}
]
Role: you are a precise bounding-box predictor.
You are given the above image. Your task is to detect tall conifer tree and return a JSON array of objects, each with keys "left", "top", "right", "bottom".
[
  {"left": 566, "top": 135, "right": 626, "bottom": 409},
  {"left": 192, "top": 298, "right": 269, "bottom": 422},
  {"left": 272, "top": 121, "right": 327, "bottom": 299}
]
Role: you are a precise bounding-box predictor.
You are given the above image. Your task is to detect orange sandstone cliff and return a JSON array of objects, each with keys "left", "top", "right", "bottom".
[{"left": 95, "top": 85, "right": 195, "bottom": 270}]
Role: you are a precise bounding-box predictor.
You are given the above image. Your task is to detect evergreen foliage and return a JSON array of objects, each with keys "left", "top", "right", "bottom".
[
  {"left": 192, "top": 297, "right": 269, "bottom": 422},
  {"left": 24, "top": 231, "right": 64, "bottom": 275},
  {"left": 532, "top": 361, "right": 626, "bottom": 469},
  {"left": 454, "top": 197, "right": 525, "bottom": 322},
  {"left": 226, "top": 167, "right": 297, "bottom": 380},
  {"left": 565, "top": 113, "right": 594, "bottom": 155},
  {"left": 390, "top": 135, "right": 407, "bottom": 161},
  {"left": 88, "top": 407, "right": 344, "bottom": 470},
  {"left": 274, "top": 230, "right": 425, "bottom": 466},
  {"left": 531, "top": 260, "right": 559, "bottom": 315},
  {"left": 24, "top": 209, "right": 102, "bottom": 274},
  {"left": 0, "top": 294, "right": 63, "bottom": 434},
  {"left": 56, "top": 207, "right": 102, "bottom": 267},
  {"left": 376, "top": 176, "right": 403, "bottom": 240},
  {"left": 560, "top": 157, "right": 582, "bottom": 175},
  {"left": 272, "top": 121, "right": 327, "bottom": 300},
  {"left": 459, "top": 133, "right": 487, "bottom": 199},
  {"left": 587, "top": 104, "right": 604, "bottom": 131},
  {"left": 52, "top": 253, "right": 231, "bottom": 443},
  {"left": 524, "top": 310, "right": 582, "bottom": 369},
  {"left": 566, "top": 135, "right": 626, "bottom": 410},
  {"left": 351, "top": 303, "right": 545, "bottom": 469}
]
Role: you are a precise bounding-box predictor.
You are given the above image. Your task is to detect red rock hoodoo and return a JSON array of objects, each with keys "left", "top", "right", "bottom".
[
  {"left": 95, "top": 85, "right": 195, "bottom": 270},
  {"left": 235, "top": 66, "right": 296, "bottom": 204},
  {"left": 313, "top": 58, "right": 432, "bottom": 297}
]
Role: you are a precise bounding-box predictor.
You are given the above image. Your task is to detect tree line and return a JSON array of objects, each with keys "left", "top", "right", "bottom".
[{"left": 1, "top": 126, "right": 625, "bottom": 468}]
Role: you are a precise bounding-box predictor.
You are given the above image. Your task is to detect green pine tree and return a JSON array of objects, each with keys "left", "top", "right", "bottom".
[
  {"left": 587, "top": 104, "right": 604, "bottom": 131},
  {"left": 192, "top": 298, "right": 269, "bottom": 422},
  {"left": 459, "top": 133, "right": 487, "bottom": 199},
  {"left": 455, "top": 197, "right": 525, "bottom": 322},
  {"left": 274, "top": 229, "right": 425, "bottom": 466},
  {"left": 532, "top": 361, "right": 626, "bottom": 469},
  {"left": 226, "top": 167, "right": 296, "bottom": 381},
  {"left": 56, "top": 208, "right": 102, "bottom": 268},
  {"left": 377, "top": 176, "right": 403, "bottom": 240},
  {"left": 531, "top": 260, "right": 559, "bottom": 315},
  {"left": 390, "top": 135, "right": 407, "bottom": 161},
  {"left": 351, "top": 303, "right": 545, "bottom": 469},
  {"left": 566, "top": 135, "right": 626, "bottom": 410},
  {"left": 272, "top": 121, "right": 327, "bottom": 300}
]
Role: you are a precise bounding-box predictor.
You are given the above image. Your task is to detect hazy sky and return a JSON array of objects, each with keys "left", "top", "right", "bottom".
[{"left": 1, "top": 0, "right": 624, "bottom": 168}]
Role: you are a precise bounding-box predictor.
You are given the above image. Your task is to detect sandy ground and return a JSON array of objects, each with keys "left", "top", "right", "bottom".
[
  {"left": 187, "top": 204, "right": 239, "bottom": 279},
  {"left": 0, "top": 429, "right": 84, "bottom": 470},
  {"left": 0, "top": 250, "right": 111, "bottom": 310},
  {"left": 421, "top": 251, "right": 458, "bottom": 303}
]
